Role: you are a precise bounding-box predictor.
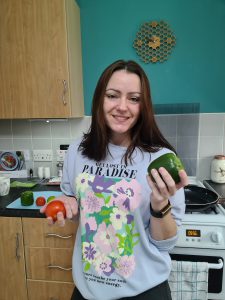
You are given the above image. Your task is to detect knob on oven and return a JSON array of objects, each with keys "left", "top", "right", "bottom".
[{"left": 210, "top": 232, "right": 222, "bottom": 244}]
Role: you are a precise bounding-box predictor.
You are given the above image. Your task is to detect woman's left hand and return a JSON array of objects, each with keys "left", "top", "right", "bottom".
[{"left": 147, "top": 167, "right": 188, "bottom": 210}]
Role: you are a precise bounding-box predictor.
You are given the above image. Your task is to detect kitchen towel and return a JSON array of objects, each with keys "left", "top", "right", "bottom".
[{"left": 168, "top": 260, "right": 208, "bottom": 300}]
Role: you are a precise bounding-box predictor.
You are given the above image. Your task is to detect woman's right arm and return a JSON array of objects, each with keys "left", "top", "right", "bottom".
[
  {"left": 40, "top": 143, "right": 79, "bottom": 226},
  {"left": 40, "top": 195, "right": 79, "bottom": 226}
]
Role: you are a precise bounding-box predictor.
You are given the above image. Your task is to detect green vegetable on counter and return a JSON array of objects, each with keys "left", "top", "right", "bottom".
[
  {"left": 20, "top": 191, "right": 34, "bottom": 206},
  {"left": 47, "top": 195, "right": 56, "bottom": 203},
  {"left": 10, "top": 181, "right": 37, "bottom": 188},
  {"left": 148, "top": 153, "right": 184, "bottom": 184}
]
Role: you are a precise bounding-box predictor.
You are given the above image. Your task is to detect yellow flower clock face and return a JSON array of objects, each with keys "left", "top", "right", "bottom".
[{"left": 133, "top": 21, "right": 176, "bottom": 63}]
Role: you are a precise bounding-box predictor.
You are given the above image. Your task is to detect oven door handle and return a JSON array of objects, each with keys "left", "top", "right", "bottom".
[{"left": 208, "top": 259, "right": 223, "bottom": 270}]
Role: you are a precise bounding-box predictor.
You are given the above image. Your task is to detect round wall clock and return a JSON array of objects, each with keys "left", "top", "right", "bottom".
[{"left": 133, "top": 21, "right": 176, "bottom": 63}]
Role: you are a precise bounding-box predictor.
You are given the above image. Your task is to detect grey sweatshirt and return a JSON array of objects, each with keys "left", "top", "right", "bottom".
[{"left": 61, "top": 138, "right": 185, "bottom": 300}]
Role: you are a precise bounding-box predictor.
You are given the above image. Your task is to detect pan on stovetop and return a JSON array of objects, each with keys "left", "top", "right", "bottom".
[{"left": 184, "top": 185, "right": 225, "bottom": 212}]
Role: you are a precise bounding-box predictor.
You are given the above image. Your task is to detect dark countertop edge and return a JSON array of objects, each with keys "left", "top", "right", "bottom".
[
  {"left": 0, "top": 208, "right": 45, "bottom": 218},
  {"left": 0, "top": 178, "right": 61, "bottom": 218}
]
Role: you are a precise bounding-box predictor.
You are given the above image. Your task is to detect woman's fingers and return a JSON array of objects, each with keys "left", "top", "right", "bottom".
[
  {"left": 147, "top": 167, "right": 189, "bottom": 210},
  {"left": 46, "top": 216, "right": 54, "bottom": 225},
  {"left": 157, "top": 167, "right": 176, "bottom": 196},
  {"left": 147, "top": 167, "right": 187, "bottom": 200},
  {"left": 39, "top": 203, "right": 47, "bottom": 214},
  {"left": 64, "top": 197, "right": 79, "bottom": 218},
  {"left": 146, "top": 173, "right": 159, "bottom": 194},
  {"left": 176, "top": 169, "right": 189, "bottom": 189},
  {"left": 149, "top": 168, "right": 189, "bottom": 192},
  {"left": 147, "top": 173, "right": 169, "bottom": 202},
  {"left": 40, "top": 196, "right": 79, "bottom": 225},
  {"left": 56, "top": 211, "right": 66, "bottom": 227},
  {"left": 149, "top": 168, "right": 176, "bottom": 198},
  {"left": 45, "top": 213, "right": 65, "bottom": 227}
]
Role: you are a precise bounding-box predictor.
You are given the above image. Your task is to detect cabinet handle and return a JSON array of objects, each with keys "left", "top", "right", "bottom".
[
  {"left": 46, "top": 233, "right": 73, "bottom": 239},
  {"left": 48, "top": 264, "right": 72, "bottom": 271},
  {"left": 15, "top": 233, "right": 21, "bottom": 261},
  {"left": 61, "top": 79, "right": 68, "bottom": 105}
]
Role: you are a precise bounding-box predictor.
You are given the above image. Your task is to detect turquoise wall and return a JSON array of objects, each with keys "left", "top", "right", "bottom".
[{"left": 76, "top": 0, "right": 225, "bottom": 115}]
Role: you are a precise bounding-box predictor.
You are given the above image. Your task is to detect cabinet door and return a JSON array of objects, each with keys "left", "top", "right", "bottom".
[
  {"left": 23, "top": 218, "right": 78, "bottom": 248},
  {"left": 0, "top": 217, "right": 27, "bottom": 300},
  {"left": 26, "top": 247, "right": 73, "bottom": 282},
  {"left": 27, "top": 280, "right": 75, "bottom": 300},
  {"left": 0, "top": 0, "right": 83, "bottom": 118}
]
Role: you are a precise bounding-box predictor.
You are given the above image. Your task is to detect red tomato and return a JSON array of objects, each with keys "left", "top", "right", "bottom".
[
  {"left": 36, "top": 196, "right": 46, "bottom": 206},
  {"left": 45, "top": 200, "right": 66, "bottom": 222}
]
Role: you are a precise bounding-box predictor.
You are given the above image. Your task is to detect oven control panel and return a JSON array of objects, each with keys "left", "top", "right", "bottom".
[{"left": 176, "top": 224, "right": 225, "bottom": 249}]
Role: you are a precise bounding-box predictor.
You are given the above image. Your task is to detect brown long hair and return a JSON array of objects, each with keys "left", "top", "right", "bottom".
[{"left": 79, "top": 60, "right": 175, "bottom": 164}]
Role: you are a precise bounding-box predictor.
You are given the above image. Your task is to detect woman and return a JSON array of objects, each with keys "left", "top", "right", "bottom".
[{"left": 42, "top": 60, "right": 188, "bottom": 300}]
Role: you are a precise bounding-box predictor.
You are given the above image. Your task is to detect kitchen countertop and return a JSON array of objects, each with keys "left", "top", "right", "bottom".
[
  {"left": 0, "top": 178, "right": 61, "bottom": 218},
  {"left": 3, "top": 178, "right": 223, "bottom": 218}
]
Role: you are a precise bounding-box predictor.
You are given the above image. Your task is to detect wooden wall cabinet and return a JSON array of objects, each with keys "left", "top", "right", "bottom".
[
  {"left": 0, "top": 0, "right": 84, "bottom": 119},
  {"left": 0, "top": 216, "right": 78, "bottom": 300}
]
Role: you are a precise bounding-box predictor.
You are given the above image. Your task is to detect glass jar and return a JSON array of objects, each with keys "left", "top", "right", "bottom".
[{"left": 210, "top": 155, "right": 225, "bottom": 183}]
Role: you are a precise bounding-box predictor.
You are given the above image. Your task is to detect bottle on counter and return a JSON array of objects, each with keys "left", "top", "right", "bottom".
[
  {"left": 57, "top": 162, "right": 63, "bottom": 178},
  {"left": 210, "top": 155, "right": 225, "bottom": 183},
  {"left": 29, "top": 168, "right": 33, "bottom": 178}
]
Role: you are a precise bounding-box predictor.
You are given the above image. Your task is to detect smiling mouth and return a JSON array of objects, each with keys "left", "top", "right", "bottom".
[{"left": 112, "top": 115, "right": 130, "bottom": 121}]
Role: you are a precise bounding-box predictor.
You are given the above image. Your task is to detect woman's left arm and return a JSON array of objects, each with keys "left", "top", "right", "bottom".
[{"left": 147, "top": 168, "right": 188, "bottom": 241}]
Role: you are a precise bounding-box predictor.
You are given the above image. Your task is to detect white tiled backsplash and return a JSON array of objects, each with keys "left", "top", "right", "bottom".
[{"left": 0, "top": 113, "right": 224, "bottom": 181}]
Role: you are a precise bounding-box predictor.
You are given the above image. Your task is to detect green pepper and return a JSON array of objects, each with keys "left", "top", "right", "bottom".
[
  {"left": 20, "top": 191, "right": 34, "bottom": 206},
  {"left": 148, "top": 153, "right": 184, "bottom": 184}
]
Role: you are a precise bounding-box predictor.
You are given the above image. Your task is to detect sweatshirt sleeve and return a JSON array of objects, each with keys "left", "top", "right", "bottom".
[
  {"left": 148, "top": 188, "right": 185, "bottom": 251},
  {"left": 60, "top": 156, "right": 74, "bottom": 196},
  {"left": 148, "top": 232, "right": 179, "bottom": 251}
]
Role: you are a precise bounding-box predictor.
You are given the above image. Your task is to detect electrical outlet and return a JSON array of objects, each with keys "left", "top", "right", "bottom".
[
  {"left": 33, "top": 150, "right": 53, "bottom": 161},
  {"left": 56, "top": 149, "right": 67, "bottom": 162}
]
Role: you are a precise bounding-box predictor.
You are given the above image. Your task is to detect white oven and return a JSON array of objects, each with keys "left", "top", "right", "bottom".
[{"left": 170, "top": 177, "right": 225, "bottom": 300}]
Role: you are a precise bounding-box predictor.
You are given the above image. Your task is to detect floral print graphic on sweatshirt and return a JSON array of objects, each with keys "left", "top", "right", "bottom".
[{"left": 76, "top": 173, "right": 141, "bottom": 278}]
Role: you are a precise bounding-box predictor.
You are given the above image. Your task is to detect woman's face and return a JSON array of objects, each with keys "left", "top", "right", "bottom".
[{"left": 103, "top": 69, "right": 141, "bottom": 146}]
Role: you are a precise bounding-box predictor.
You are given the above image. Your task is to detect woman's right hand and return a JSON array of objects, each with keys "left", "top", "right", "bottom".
[{"left": 40, "top": 195, "right": 79, "bottom": 226}]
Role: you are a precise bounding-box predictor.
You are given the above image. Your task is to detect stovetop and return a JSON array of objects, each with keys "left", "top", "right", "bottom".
[
  {"left": 184, "top": 177, "right": 225, "bottom": 223},
  {"left": 203, "top": 179, "right": 225, "bottom": 199}
]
